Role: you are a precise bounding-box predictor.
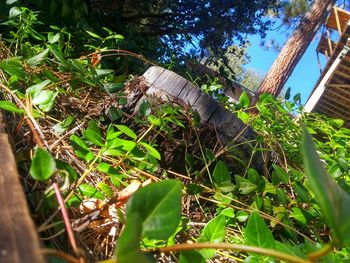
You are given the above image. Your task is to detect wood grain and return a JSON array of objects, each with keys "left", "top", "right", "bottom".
[
  {"left": 0, "top": 111, "right": 44, "bottom": 263},
  {"left": 142, "top": 66, "right": 263, "bottom": 169}
]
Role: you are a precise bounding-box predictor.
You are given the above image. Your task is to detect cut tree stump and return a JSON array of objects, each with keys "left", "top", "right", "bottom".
[
  {"left": 0, "top": 111, "right": 44, "bottom": 263},
  {"left": 141, "top": 66, "right": 262, "bottom": 170}
]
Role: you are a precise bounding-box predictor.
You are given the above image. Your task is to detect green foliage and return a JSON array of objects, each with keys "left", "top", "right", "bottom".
[
  {"left": 2, "top": 2, "right": 350, "bottom": 263},
  {"left": 301, "top": 126, "right": 350, "bottom": 246},
  {"left": 29, "top": 148, "right": 56, "bottom": 181},
  {"left": 117, "top": 180, "right": 182, "bottom": 262}
]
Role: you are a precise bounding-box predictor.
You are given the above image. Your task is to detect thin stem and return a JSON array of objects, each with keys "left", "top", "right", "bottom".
[{"left": 154, "top": 243, "right": 312, "bottom": 263}]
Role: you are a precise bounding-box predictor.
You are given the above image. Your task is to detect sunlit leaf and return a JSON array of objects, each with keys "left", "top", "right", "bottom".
[
  {"left": 239, "top": 91, "right": 250, "bottom": 108},
  {"left": 116, "top": 212, "right": 155, "bottom": 263},
  {"left": 301, "top": 126, "right": 350, "bottom": 246},
  {"left": 197, "top": 215, "right": 226, "bottom": 259},
  {"left": 116, "top": 125, "right": 137, "bottom": 140},
  {"left": 27, "top": 48, "right": 49, "bottom": 66},
  {"left": 29, "top": 148, "right": 56, "bottom": 181},
  {"left": 126, "top": 180, "right": 182, "bottom": 240},
  {"left": 83, "top": 130, "right": 104, "bottom": 146},
  {"left": 78, "top": 184, "right": 105, "bottom": 200},
  {"left": 245, "top": 211, "right": 275, "bottom": 249},
  {"left": 0, "top": 101, "right": 24, "bottom": 114},
  {"left": 140, "top": 142, "right": 161, "bottom": 160}
]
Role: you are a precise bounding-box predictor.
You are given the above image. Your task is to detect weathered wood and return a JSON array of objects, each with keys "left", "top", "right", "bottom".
[
  {"left": 142, "top": 66, "right": 263, "bottom": 170},
  {"left": 0, "top": 111, "right": 44, "bottom": 263}
]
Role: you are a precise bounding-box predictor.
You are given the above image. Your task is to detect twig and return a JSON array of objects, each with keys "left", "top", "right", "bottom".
[
  {"left": 53, "top": 183, "right": 83, "bottom": 262},
  {"left": 153, "top": 243, "right": 312, "bottom": 263},
  {"left": 0, "top": 83, "right": 49, "bottom": 148}
]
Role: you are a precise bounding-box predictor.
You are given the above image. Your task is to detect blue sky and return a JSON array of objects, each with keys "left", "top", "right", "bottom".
[{"left": 245, "top": 29, "right": 327, "bottom": 104}]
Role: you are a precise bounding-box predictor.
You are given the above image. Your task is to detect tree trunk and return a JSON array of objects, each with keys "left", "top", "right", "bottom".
[{"left": 258, "top": 0, "right": 335, "bottom": 96}]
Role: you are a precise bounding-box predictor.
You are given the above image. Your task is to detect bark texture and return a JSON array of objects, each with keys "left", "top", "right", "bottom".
[{"left": 258, "top": 0, "right": 336, "bottom": 96}]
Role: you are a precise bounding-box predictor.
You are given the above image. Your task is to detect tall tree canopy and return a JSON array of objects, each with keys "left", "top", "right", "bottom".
[
  {"left": 15, "top": 0, "right": 279, "bottom": 58},
  {"left": 258, "top": 0, "right": 335, "bottom": 96}
]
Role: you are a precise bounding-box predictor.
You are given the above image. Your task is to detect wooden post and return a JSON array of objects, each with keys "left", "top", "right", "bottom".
[{"left": 0, "top": 111, "right": 44, "bottom": 263}]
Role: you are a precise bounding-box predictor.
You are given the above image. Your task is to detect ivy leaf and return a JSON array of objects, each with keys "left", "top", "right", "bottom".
[
  {"left": 301, "top": 126, "right": 350, "bottom": 246},
  {"left": 126, "top": 180, "right": 182, "bottom": 240},
  {"left": 29, "top": 148, "right": 56, "bottom": 181},
  {"left": 197, "top": 215, "right": 226, "bottom": 259},
  {"left": 48, "top": 32, "right": 60, "bottom": 44},
  {"left": 83, "top": 130, "right": 104, "bottom": 146},
  {"left": 116, "top": 212, "right": 155, "bottom": 263},
  {"left": 272, "top": 164, "right": 289, "bottom": 184},
  {"left": 26, "top": 79, "right": 51, "bottom": 95},
  {"left": 0, "top": 57, "right": 27, "bottom": 80},
  {"left": 97, "top": 182, "right": 114, "bottom": 198},
  {"left": 289, "top": 207, "right": 307, "bottom": 226},
  {"left": 140, "top": 142, "right": 161, "bottom": 160},
  {"left": 239, "top": 91, "right": 250, "bottom": 108},
  {"left": 32, "top": 90, "right": 54, "bottom": 105},
  {"left": 27, "top": 48, "right": 49, "bottom": 66},
  {"left": 213, "top": 161, "right": 231, "bottom": 186},
  {"left": 78, "top": 184, "right": 105, "bottom": 200},
  {"left": 180, "top": 250, "right": 206, "bottom": 263},
  {"left": 244, "top": 211, "right": 275, "bottom": 249},
  {"left": 116, "top": 125, "right": 137, "bottom": 140}
]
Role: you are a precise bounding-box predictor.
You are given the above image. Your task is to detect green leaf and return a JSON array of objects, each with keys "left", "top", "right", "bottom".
[
  {"left": 26, "top": 79, "right": 51, "bottom": 95},
  {"left": 116, "top": 212, "right": 155, "bottom": 263},
  {"left": 103, "top": 82, "right": 124, "bottom": 93},
  {"left": 108, "top": 138, "right": 136, "bottom": 152},
  {"left": 39, "top": 91, "right": 58, "bottom": 112},
  {"left": 140, "top": 142, "right": 161, "bottom": 160},
  {"left": 180, "top": 250, "right": 205, "bottom": 263},
  {"left": 284, "top": 87, "right": 291, "bottom": 100},
  {"left": 237, "top": 211, "right": 249, "bottom": 222},
  {"left": 126, "top": 180, "right": 182, "bottom": 240},
  {"left": 9, "top": 6, "right": 21, "bottom": 18},
  {"left": 0, "top": 57, "right": 27, "bottom": 80},
  {"left": 83, "top": 130, "right": 104, "bottom": 147},
  {"left": 27, "top": 48, "right": 49, "bottom": 66},
  {"left": 116, "top": 125, "right": 137, "bottom": 140},
  {"left": 97, "top": 182, "right": 114, "bottom": 198},
  {"left": 52, "top": 116, "right": 75, "bottom": 134},
  {"left": 239, "top": 91, "right": 250, "bottom": 108},
  {"left": 272, "top": 164, "right": 289, "bottom": 184},
  {"left": 29, "top": 148, "right": 56, "bottom": 181},
  {"left": 213, "top": 161, "right": 231, "bottom": 186},
  {"left": 237, "top": 111, "right": 250, "bottom": 124},
  {"left": 85, "top": 30, "right": 101, "bottom": 39},
  {"left": 290, "top": 207, "right": 306, "bottom": 225},
  {"left": 48, "top": 32, "right": 60, "bottom": 44},
  {"left": 197, "top": 215, "right": 226, "bottom": 259},
  {"left": 6, "top": 0, "right": 18, "bottom": 5},
  {"left": 70, "top": 134, "right": 94, "bottom": 162},
  {"left": 275, "top": 241, "right": 305, "bottom": 259},
  {"left": 220, "top": 207, "right": 235, "bottom": 218},
  {"left": 199, "top": 215, "right": 226, "bottom": 243},
  {"left": 235, "top": 175, "right": 257, "bottom": 195},
  {"left": 0, "top": 101, "right": 24, "bottom": 114},
  {"left": 32, "top": 90, "right": 54, "bottom": 105},
  {"left": 244, "top": 211, "right": 275, "bottom": 249},
  {"left": 78, "top": 184, "right": 105, "bottom": 200},
  {"left": 48, "top": 44, "right": 67, "bottom": 65},
  {"left": 301, "top": 126, "right": 350, "bottom": 246}
]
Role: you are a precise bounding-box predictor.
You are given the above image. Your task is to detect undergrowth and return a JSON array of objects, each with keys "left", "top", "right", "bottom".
[{"left": 0, "top": 4, "right": 350, "bottom": 263}]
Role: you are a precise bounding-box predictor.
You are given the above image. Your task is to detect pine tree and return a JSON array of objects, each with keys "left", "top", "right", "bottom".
[{"left": 258, "top": 0, "right": 336, "bottom": 96}]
